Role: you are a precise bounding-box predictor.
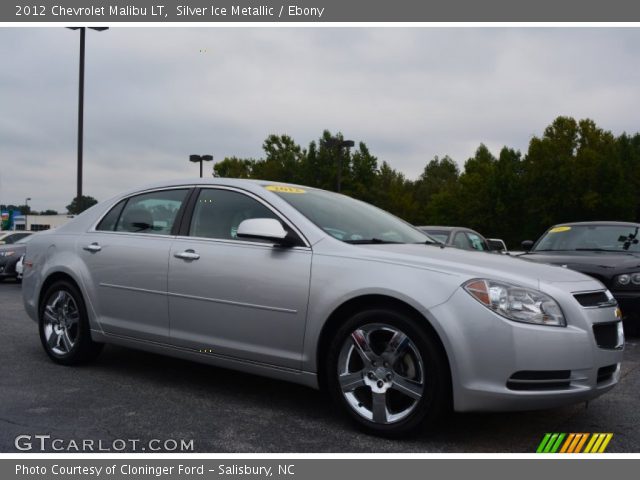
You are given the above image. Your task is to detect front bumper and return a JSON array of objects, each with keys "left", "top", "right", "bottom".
[
  {"left": 611, "top": 291, "right": 640, "bottom": 318},
  {"left": 430, "top": 287, "right": 624, "bottom": 412},
  {"left": 0, "top": 258, "right": 18, "bottom": 278}
]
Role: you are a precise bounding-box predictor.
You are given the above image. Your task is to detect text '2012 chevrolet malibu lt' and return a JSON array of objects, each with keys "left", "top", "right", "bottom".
[{"left": 22, "top": 179, "right": 624, "bottom": 436}]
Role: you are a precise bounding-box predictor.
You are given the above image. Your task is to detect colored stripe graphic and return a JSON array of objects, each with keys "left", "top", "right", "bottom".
[{"left": 537, "top": 433, "right": 613, "bottom": 453}]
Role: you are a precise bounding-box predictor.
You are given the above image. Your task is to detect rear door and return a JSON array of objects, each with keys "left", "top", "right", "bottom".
[{"left": 79, "top": 188, "right": 190, "bottom": 343}]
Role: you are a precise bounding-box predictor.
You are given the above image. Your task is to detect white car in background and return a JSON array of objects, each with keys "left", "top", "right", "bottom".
[{"left": 15, "top": 254, "right": 25, "bottom": 280}]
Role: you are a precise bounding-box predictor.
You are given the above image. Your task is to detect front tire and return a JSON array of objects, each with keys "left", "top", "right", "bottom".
[
  {"left": 38, "top": 280, "right": 103, "bottom": 365},
  {"left": 326, "top": 308, "right": 450, "bottom": 437}
]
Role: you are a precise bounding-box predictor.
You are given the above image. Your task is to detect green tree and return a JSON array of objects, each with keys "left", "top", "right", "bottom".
[
  {"left": 213, "top": 157, "right": 255, "bottom": 178},
  {"left": 414, "top": 155, "right": 460, "bottom": 224},
  {"left": 491, "top": 147, "right": 524, "bottom": 247},
  {"left": 344, "top": 142, "right": 379, "bottom": 203},
  {"left": 457, "top": 144, "right": 499, "bottom": 233},
  {"left": 617, "top": 133, "right": 640, "bottom": 220},
  {"left": 66, "top": 195, "right": 98, "bottom": 215},
  {"left": 372, "top": 162, "right": 417, "bottom": 222},
  {"left": 252, "top": 134, "right": 305, "bottom": 183}
]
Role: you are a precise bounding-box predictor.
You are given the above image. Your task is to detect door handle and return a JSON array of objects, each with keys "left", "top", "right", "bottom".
[
  {"left": 174, "top": 249, "right": 200, "bottom": 261},
  {"left": 83, "top": 243, "right": 102, "bottom": 253}
]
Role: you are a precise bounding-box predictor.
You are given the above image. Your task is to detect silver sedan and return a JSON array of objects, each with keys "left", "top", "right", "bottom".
[{"left": 22, "top": 179, "right": 624, "bottom": 436}]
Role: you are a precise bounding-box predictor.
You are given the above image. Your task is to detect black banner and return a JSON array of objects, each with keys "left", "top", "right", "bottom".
[{"left": 4, "top": 0, "right": 640, "bottom": 23}]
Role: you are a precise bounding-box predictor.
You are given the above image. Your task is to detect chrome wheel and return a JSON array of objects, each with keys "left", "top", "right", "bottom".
[
  {"left": 337, "top": 323, "right": 425, "bottom": 425},
  {"left": 42, "top": 290, "right": 80, "bottom": 356}
]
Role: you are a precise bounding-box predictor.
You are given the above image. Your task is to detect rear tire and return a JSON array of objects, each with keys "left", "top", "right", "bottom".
[
  {"left": 38, "top": 280, "right": 103, "bottom": 365},
  {"left": 325, "top": 308, "right": 450, "bottom": 437}
]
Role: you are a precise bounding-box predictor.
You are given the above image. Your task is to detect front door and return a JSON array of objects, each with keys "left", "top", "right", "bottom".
[{"left": 168, "top": 187, "right": 312, "bottom": 370}]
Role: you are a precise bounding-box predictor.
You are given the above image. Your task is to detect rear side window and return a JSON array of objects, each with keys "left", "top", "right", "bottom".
[
  {"left": 108, "top": 189, "right": 188, "bottom": 235},
  {"left": 96, "top": 199, "right": 126, "bottom": 231}
]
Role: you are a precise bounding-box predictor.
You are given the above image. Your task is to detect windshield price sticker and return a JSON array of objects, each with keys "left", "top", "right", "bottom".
[{"left": 265, "top": 185, "right": 306, "bottom": 194}]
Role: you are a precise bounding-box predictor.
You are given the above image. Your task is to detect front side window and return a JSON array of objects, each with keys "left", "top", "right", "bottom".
[
  {"left": 189, "top": 188, "right": 280, "bottom": 242},
  {"left": 109, "top": 189, "right": 188, "bottom": 235}
]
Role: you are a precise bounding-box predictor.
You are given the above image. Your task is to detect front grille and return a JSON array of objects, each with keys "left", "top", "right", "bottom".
[
  {"left": 597, "top": 364, "right": 617, "bottom": 383},
  {"left": 506, "top": 370, "right": 571, "bottom": 391},
  {"left": 574, "top": 291, "right": 612, "bottom": 307},
  {"left": 593, "top": 322, "right": 622, "bottom": 349}
]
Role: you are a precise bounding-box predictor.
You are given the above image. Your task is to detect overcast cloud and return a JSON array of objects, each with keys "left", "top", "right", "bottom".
[{"left": 1, "top": 27, "right": 639, "bottom": 212}]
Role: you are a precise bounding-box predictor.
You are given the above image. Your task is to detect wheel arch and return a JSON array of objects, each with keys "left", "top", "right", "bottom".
[
  {"left": 38, "top": 271, "right": 84, "bottom": 313},
  {"left": 316, "top": 294, "right": 452, "bottom": 395}
]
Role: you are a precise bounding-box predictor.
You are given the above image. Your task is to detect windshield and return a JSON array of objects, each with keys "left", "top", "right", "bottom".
[
  {"left": 533, "top": 224, "right": 640, "bottom": 252},
  {"left": 421, "top": 230, "right": 450, "bottom": 244},
  {"left": 16, "top": 235, "right": 33, "bottom": 244},
  {"left": 266, "top": 185, "right": 433, "bottom": 244}
]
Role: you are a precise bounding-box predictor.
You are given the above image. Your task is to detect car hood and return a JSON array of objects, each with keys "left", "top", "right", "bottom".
[
  {"left": 348, "top": 243, "right": 602, "bottom": 292},
  {"left": 520, "top": 250, "right": 640, "bottom": 271}
]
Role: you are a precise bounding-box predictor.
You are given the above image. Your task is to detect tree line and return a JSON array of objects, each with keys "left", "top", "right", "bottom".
[
  {"left": 1, "top": 196, "right": 98, "bottom": 217},
  {"left": 212, "top": 116, "right": 640, "bottom": 249}
]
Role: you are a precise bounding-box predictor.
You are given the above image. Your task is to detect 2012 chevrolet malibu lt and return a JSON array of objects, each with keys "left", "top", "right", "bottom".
[{"left": 22, "top": 179, "right": 624, "bottom": 436}]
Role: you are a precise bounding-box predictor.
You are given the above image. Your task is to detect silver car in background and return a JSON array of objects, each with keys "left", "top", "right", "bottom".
[{"left": 22, "top": 179, "right": 624, "bottom": 436}]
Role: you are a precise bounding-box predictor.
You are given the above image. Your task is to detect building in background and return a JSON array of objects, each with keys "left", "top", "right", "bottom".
[{"left": 11, "top": 214, "right": 75, "bottom": 232}]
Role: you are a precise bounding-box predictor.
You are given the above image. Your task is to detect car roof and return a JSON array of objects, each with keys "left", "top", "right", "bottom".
[
  {"left": 121, "top": 177, "right": 314, "bottom": 191},
  {"left": 419, "top": 226, "right": 481, "bottom": 233},
  {"left": 104, "top": 178, "right": 329, "bottom": 202},
  {"left": 418, "top": 226, "right": 458, "bottom": 232}
]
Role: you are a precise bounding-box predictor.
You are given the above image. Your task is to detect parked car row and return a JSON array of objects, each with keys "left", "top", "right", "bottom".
[
  {"left": 0, "top": 234, "right": 31, "bottom": 281},
  {"left": 0, "top": 231, "right": 31, "bottom": 245},
  {"left": 20, "top": 179, "right": 624, "bottom": 437}
]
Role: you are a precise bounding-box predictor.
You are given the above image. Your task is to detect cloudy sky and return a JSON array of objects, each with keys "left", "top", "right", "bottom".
[{"left": 1, "top": 27, "right": 639, "bottom": 212}]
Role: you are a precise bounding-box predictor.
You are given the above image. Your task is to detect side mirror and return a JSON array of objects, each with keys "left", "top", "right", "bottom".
[
  {"left": 521, "top": 240, "right": 534, "bottom": 252},
  {"left": 237, "top": 218, "right": 291, "bottom": 245}
]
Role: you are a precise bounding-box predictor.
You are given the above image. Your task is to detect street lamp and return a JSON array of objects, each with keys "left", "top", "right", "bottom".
[
  {"left": 322, "top": 137, "right": 355, "bottom": 192},
  {"left": 189, "top": 154, "right": 214, "bottom": 178},
  {"left": 24, "top": 197, "right": 31, "bottom": 232},
  {"left": 67, "top": 27, "right": 108, "bottom": 207}
]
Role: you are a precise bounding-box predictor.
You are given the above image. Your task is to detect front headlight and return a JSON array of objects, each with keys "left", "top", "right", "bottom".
[
  {"left": 463, "top": 279, "right": 566, "bottom": 327},
  {"left": 616, "top": 273, "right": 640, "bottom": 286}
]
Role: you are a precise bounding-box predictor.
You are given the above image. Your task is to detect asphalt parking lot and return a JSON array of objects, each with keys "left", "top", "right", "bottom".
[{"left": 1, "top": 281, "right": 638, "bottom": 453}]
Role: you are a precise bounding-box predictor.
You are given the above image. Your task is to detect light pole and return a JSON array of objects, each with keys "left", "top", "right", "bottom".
[
  {"left": 67, "top": 27, "right": 108, "bottom": 207},
  {"left": 323, "top": 137, "right": 355, "bottom": 192},
  {"left": 24, "top": 197, "right": 31, "bottom": 232},
  {"left": 189, "top": 155, "right": 214, "bottom": 178}
]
